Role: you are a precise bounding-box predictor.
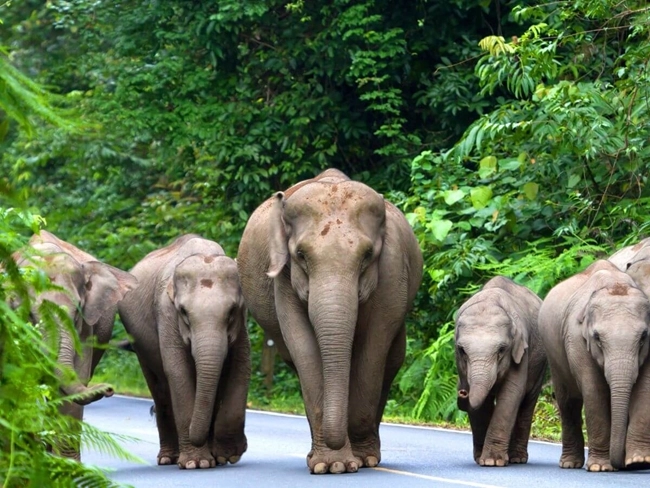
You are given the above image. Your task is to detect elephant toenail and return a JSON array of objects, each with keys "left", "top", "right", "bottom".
[{"left": 330, "top": 461, "right": 345, "bottom": 473}]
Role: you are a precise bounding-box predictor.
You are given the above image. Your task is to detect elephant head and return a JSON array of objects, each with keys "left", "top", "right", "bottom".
[
  {"left": 266, "top": 175, "right": 386, "bottom": 450},
  {"left": 455, "top": 290, "right": 528, "bottom": 411},
  {"left": 578, "top": 279, "right": 650, "bottom": 469},
  {"left": 166, "top": 254, "right": 245, "bottom": 447},
  {"left": 19, "top": 242, "right": 137, "bottom": 405}
]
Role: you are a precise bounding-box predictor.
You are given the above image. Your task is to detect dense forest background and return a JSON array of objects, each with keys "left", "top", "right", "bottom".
[{"left": 2, "top": 0, "right": 650, "bottom": 458}]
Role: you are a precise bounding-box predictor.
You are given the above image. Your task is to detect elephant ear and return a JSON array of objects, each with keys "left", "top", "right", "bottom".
[
  {"left": 501, "top": 296, "right": 529, "bottom": 364},
  {"left": 267, "top": 191, "right": 289, "bottom": 278},
  {"left": 81, "top": 261, "right": 139, "bottom": 326}
]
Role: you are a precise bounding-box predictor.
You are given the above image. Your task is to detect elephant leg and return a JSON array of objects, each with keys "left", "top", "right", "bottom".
[
  {"left": 507, "top": 391, "right": 536, "bottom": 464},
  {"left": 56, "top": 401, "right": 83, "bottom": 461},
  {"left": 626, "top": 360, "right": 650, "bottom": 469},
  {"left": 274, "top": 293, "right": 361, "bottom": 474},
  {"left": 580, "top": 372, "right": 613, "bottom": 472},
  {"left": 211, "top": 333, "right": 251, "bottom": 465},
  {"left": 347, "top": 323, "right": 405, "bottom": 468},
  {"left": 139, "top": 361, "right": 179, "bottom": 465},
  {"left": 163, "top": 347, "right": 215, "bottom": 469},
  {"left": 508, "top": 368, "right": 545, "bottom": 464},
  {"left": 550, "top": 362, "right": 586, "bottom": 469},
  {"left": 479, "top": 360, "right": 528, "bottom": 467},
  {"left": 468, "top": 399, "right": 495, "bottom": 464}
]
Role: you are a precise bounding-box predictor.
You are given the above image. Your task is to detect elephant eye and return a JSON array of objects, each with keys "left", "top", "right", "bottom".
[
  {"left": 179, "top": 305, "right": 188, "bottom": 317},
  {"left": 296, "top": 249, "right": 306, "bottom": 260},
  {"left": 457, "top": 345, "right": 466, "bottom": 356},
  {"left": 641, "top": 330, "right": 648, "bottom": 345},
  {"left": 593, "top": 331, "right": 601, "bottom": 342},
  {"left": 363, "top": 248, "right": 373, "bottom": 261},
  {"left": 497, "top": 345, "right": 507, "bottom": 356}
]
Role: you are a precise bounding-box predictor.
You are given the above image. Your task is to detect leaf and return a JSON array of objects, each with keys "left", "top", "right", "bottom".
[
  {"left": 443, "top": 189, "right": 466, "bottom": 205},
  {"left": 429, "top": 219, "right": 453, "bottom": 242},
  {"left": 567, "top": 174, "right": 581, "bottom": 188},
  {"left": 478, "top": 155, "right": 497, "bottom": 178},
  {"left": 470, "top": 186, "right": 493, "bottom": 209},
  {"left": 523, "top": 182, "right": 539, "bottom": 200},
  {"left": 499, "top": 158, "right": 521, "bottom": 171}
]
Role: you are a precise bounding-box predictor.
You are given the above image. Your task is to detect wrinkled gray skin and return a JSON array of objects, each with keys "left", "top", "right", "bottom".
[
  {"left": 607, "top": 238, "right": 650, "bottom": 469},
  {"left": 237, "top": 169, "right": 423, "bottom": 474},
  {"left": 538, "top": 260, "right": 650, "bottom": 472},
  {"left": 455, "top": 276, "right": 546, "bottom": 467},
  {"left": 13, "top": 231, "right": 137, "bottom": 459},
  {"left": 118, "top": 235, "right": 250, "bottom": 470}
]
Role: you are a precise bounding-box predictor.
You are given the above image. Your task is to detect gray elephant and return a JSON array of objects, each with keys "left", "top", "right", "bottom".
[
  {"left": 237, "top": 168, "right": 423, "bottom": 474},
  {"left": 538, "top": 259, "right": 650, "bottom": 471},
  {"left": 608, "top": 238, "right": 650, "bottom": 469},
  {"left": 12, "top": 231, "right": 138, "bottom": 458},
  {"left": 609, "top": 237, "right": 650, "bottom": 271},
  {"left": 118, "top": 234, "right": 250, "bottom": 470},
  {"left": 455, "top": 276, "right": 546, "bottom": 467}
]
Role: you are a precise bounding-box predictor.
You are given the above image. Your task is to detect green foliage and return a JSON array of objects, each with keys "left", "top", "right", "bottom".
[
  {"left": 404, "top": 0, "right": 650, "bottom": 425},
  {"left": 0, "top": 204, "right": 139, "bottom": 487}
]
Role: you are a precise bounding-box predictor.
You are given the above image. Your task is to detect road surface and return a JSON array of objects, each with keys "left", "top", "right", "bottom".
[{"left": 83, "top": 395, "right": 648, "bottom": 487}]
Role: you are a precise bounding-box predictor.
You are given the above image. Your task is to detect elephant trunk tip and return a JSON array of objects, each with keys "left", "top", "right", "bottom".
[{"left": 457, "top": 389, "right": 470, "bottom": 411}]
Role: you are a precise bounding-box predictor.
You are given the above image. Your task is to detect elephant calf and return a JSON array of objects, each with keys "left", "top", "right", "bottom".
[
  {"left": 118, "top": 234, "right": 251, "bottom": 469},
  {"left": 455, "top": 276, "right": 546, "bottom": 467},
  {"left": 539, "top": 260, "right": 650, "bottom": 471}
]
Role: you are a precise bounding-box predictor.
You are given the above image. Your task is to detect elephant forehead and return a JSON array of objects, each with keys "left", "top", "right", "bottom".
[{"left": 285, "top": 181, "right": 383, "bottom": 218}]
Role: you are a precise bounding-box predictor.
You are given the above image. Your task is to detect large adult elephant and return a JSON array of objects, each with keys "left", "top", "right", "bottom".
[
  {"left": 538, "top": 259, "right": 650, "bottom": 471},
  {"left": 237, "top": 168, "right": 423, "bottom": 474},
  {"left": 13, "top": 231, "right": 138, "bottom": 458},
  {"left": 118, "top": 234, "right": 250, "bottom": 470}
]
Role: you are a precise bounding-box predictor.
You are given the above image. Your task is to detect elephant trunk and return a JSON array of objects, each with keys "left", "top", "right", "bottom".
[
  {"left": 57, "top": 316, "right": 113, "bottom": 405},
  {"left": 607, "top": 359, "right": 637, "bottom": 470},
  {"left": 189, "top": 333, "right": 228, "bottom": 447},
  {"left": 467, "top": 359, "right": 497, "bottom": 411},
  {"left": 309, "top": 276, "right": 358, "bottom": 451}
]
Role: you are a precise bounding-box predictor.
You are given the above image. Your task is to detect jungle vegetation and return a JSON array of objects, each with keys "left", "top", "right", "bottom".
[{"left": 2, "top": 0, "right": 650, "bottom": 478}]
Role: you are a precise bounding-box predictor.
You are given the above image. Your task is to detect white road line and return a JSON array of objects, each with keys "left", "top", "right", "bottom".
[
  {"left": 372, "top": 467, "right": 506, "bottom": 488},
  {"left": 113, "top": 394, "right": 560, "bottom": 446}
]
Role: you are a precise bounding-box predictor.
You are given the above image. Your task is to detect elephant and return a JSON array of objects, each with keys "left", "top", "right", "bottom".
[
  {"left": 608, "top": 237, "right": 650, "bottom": 272},
  {"left": 538, "top": 259, "right": 650, "bottom": 471},
  {"left": 118, "top": 234, "right": 250, "bottom": 470},
  {"left": 237, "top": 168, "right": 423, "bottom": 474},
  {"left": 608, "top": 238, "right": 650, "bottom": 469},
  {"left": 609, "top": 237, "right": 650, "bottom": 297},
  {"left": 12, "top": 230, "right": 138, "bottom": 458},
  {"left": 455, "top": 276, "right": 546, "bottom": 467}
]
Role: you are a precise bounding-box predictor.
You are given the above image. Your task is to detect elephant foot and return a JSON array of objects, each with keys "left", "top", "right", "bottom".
[
  {"left": 178, "top": 446, "right": 216, "bottom": 469},
  {"left": 559, "top": 452, "right": 584, "bottom": 469},
  {"left": 586, "top": 455, "right": 615, "bottom": 472},
  {"left": 157, "top": 452, "right": 179, "bottom": 466},
  {"left": 625, "top": 452, "right": 650, "bottom": 471},
  {"left": 478, "top": 446, "right": 509, "bottom": 467},
  {"left": 351, "top": 437, "right": 381, "bottom": 467},
  {"left": 508, "top": 450, "right": 528, "bottom": 464},
  {"left": 212, "top": 433, "right": 248, "bottom": 465},
  {"left": 307, "top": 445, "right": 362, "bottom": 474}
]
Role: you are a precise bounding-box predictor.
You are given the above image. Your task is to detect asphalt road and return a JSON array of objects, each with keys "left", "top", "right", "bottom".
[{"left": 83, "top": 395, "right": 648, "bottom": 488}]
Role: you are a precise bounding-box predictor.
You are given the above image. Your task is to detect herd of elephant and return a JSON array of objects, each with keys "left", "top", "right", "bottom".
[{"left": 9, "top": 167, "right": 650, "bottom": 476}]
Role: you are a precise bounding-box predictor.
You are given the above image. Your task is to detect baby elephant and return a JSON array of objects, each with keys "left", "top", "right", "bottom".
[
  {"left": 455, "top": 276, "right": 546, "bottom": 467},
  {"left": 118, "top": 234, "right": 250, "bottom": 469},
  {"left": 539, "top": 260, "right": 650, "bottom": 471}
]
